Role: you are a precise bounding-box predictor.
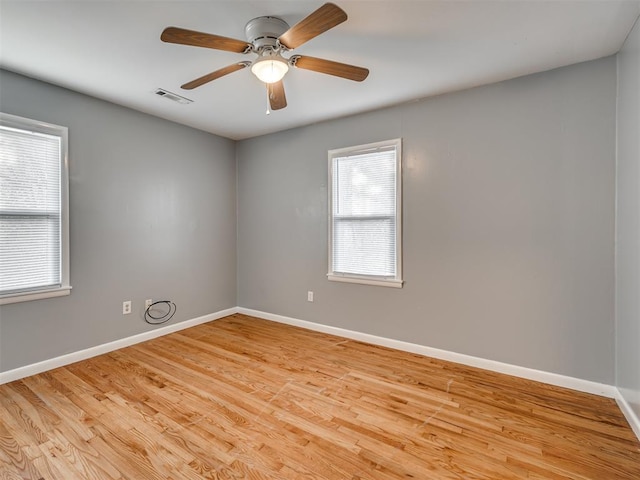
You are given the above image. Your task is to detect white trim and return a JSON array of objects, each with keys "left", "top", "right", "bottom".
[
  {"left": 0, "top": 112, "right": 71, "bottom": 301},
  {"left": 237, "top": 307, "right": 617, "bottom": 398},
  {"left": 327, "top": 274, "right": 403, "bottom": 288},
  {"left": 0, "top": 307, "right": 237, "bottom": 385},
  {"left": 615, "top": 389, "right": 640, "bottom": 441},
  {"left": 327, "top": 138, "right": 403, "bottom": 287},
  {"left": 0, "top": 286, "right": 72, "bottom": 305}
]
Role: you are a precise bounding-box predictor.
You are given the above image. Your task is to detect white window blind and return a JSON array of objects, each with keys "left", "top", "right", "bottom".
[
  {"left": 0, "top": 113, "right": 70, "bottom": 302},
  {"left": 328, "top": 138, "right": 402, "bottom": 288}
]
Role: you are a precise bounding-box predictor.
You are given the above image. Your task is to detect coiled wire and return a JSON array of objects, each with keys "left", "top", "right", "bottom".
[{"left": 144, "top": 300, "right": 176, "bottom": 325}]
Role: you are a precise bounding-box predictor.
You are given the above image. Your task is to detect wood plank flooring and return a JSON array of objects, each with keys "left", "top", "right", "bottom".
[{"left": 1, "top": 313, "right": 639, "bottom": 479}]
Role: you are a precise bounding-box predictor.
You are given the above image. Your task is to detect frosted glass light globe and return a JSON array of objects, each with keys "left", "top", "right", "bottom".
[{"left": 251, "top": 56, "right": 289, "bottom": 84}]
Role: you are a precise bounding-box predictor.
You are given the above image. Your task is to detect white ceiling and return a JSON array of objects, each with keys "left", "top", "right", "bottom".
[{"left": 1, "top": 1, "right": 639, "bottom": 140}]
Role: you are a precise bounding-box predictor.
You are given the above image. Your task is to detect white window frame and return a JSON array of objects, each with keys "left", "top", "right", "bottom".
[
  {"left": 327, "top": 138, "right": 403, "bottom": 288},
  {"left": 0, "top": 112, "right": 71, "bottom": 305}
]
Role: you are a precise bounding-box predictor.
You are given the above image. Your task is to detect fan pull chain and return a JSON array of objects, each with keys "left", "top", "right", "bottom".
[{"left": 265, "top": 87, "right": 271, "bottom": 115}]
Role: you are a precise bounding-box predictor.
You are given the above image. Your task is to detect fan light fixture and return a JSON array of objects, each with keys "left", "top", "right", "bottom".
[{"left": 251, "top": 55, "right": 289, "bottom": 84}]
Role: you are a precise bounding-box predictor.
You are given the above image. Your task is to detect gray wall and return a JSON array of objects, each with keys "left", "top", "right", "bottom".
[
  {"left": 237, "top": 57, "right": 617, "bottom": 384},
  {"left": 0, "top": 70, "right": 237, "bottom": 372},
  {"left": 616, "top": 17, "right": 640, "bottom": 419},
  {"left": 0, "top": 56, "right": 620, "bottom": 386}
]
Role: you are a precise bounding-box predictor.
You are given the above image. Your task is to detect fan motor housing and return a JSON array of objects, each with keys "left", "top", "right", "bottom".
[{"left": 245, "top": 16, "right": 289, "bottom": 50}]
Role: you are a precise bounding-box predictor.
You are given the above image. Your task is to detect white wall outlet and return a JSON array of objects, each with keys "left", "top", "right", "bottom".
[
  {"left": 307, "top": 291, "right": 314, "bottom": 302},
  {"left": 123, "top": 300, "right": 132, "bottom": 315},
  {"left": 145, "top": 299, "right": 153, "bottom": 310}
]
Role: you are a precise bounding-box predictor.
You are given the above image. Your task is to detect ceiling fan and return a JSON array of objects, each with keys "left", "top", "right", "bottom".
[{"left": 161, "top": 2, "right": 369, "bottom": 112}]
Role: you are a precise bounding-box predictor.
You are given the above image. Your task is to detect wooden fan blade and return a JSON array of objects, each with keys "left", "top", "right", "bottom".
[
  {"left": 268, "top": 81, "right": 287, "bottom": 110},
  {"left": 161, "top": 27, "right": 251, "bottom": 53},
  {"left": 292, "top": 55, "right": 369, "bottom": 82},
  {"left": 181, "top": 63, "right": 249, "bottom": 90},
  {"left": 278, "top": 3, "right": 347, "bottom": 50}
]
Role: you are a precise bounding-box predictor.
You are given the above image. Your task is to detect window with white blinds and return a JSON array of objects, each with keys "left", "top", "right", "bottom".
[
  {"left": 0, "top": 113, "right": 70, "bottom": 304},
  {"left": 328, "top": 138, "right": 403, "bottom": 288}
]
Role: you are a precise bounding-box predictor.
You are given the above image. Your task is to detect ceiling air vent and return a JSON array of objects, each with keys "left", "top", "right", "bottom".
[{"left": 154, "top": 88, "right": 193, "bottom": 104}]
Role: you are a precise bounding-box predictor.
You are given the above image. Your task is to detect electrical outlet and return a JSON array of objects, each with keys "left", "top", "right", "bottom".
[
  {"left": 123, "top": 300, "right": 132, "bottom": 315},
  {"left": 307, "top": 291, "right": 314, "bottom": 302},
  {"left": 145, "top": 299, "right": 153, "bottom": 310}
]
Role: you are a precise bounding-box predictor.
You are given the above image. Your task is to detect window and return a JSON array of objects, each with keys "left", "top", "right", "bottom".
[
  {"left": 0, "top": 113, "right": 70, "bottom": 305},
  {"left": 328, "top": 138, "right": 402, "bottom": 288}
]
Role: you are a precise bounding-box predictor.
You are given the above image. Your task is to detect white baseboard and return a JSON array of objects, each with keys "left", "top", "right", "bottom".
[
  {"left": 615, "top": 389, "right": 640, "bottom": 441},
  {"left": 0, "top": 307, "right": 238, "bottom": 385},
  {"left": 238, "top": 307, "right": 617, "bottom": 399}
]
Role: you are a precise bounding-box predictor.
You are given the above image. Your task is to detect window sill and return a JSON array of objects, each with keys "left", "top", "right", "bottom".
[
  {"left": 0, "top": 286, "right": 72, "bottom": 305},
  {"left": 327, "top": 274, "right": 403, "bottom": 288}
]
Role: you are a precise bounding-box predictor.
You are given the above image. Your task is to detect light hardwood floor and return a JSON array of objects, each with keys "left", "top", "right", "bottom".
[{"left": 1, "top": 313, "right": 639, "bottom": 479}]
